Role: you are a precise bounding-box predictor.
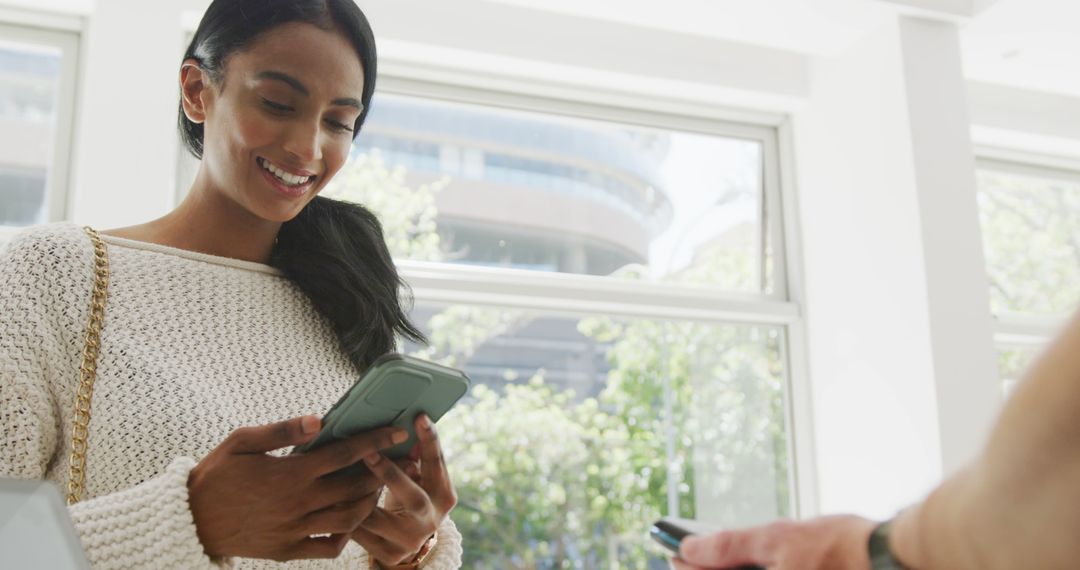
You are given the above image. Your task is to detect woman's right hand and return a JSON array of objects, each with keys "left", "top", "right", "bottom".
[{"left": 188, "top": 415, "right": 408, "bottom": 561}]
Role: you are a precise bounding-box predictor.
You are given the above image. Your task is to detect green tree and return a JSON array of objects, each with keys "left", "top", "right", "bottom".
[
  {"left": 323, "top": 150, "right": 445, "bottom": 261},
  {"left": 976, "top": 170, "right": 1080, "bottom": 316},
  {"left": 331, "top": 152, "right": 790, "bottom": 568}
]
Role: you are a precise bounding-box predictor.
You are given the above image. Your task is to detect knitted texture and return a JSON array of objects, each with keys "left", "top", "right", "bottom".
[{"left": 0, "top": 223, "right": 462, "bottom": 569}]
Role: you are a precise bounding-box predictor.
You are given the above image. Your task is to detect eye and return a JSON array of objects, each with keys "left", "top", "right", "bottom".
[
  {"left": 261, "top": 98, "right": 293, "bottom": 113},
  {"left": 325, "top": 119, "right": 354, "bottom": 134}
]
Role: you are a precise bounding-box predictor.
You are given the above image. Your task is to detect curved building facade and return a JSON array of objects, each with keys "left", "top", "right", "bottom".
[{"left": 354, "top": 94, "right": 674, "bottom": 276}]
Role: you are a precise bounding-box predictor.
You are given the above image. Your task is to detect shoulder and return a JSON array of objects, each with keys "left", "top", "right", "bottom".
[
  {"left": 1, "top": 222, "right": 94, "bottom": 293},
  {"left": 3, "top": 222, "right": 89, "bottom": 259}
]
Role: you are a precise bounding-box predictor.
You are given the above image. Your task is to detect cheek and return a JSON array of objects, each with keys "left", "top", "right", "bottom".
[
  {"left": 321, "top": 139, "right": 352, "bottom": 181},
  {"left": 227, "top": 107, "right": 279, "bottom": 159}
]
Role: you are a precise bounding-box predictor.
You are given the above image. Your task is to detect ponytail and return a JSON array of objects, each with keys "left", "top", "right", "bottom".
[{"left": 271, "top": 196, "right": 426, "bottom": 370}]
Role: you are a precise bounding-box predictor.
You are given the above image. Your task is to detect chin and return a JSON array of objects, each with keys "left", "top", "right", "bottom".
[{"left": 257, "top": 201, "right": 311, "bottom": 224}]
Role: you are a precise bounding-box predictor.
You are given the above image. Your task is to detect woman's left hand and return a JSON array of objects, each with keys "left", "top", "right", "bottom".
[{"left": 352, "top": 414, "right": 457, "bottom": 566}]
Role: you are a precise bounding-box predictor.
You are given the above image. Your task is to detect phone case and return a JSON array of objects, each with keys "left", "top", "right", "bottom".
[
  {"left": 650, "top": 518, "right": 764, "bottom": 569},
  {"left": 292, "top": 353, "right": 470, "bottom": 459}
]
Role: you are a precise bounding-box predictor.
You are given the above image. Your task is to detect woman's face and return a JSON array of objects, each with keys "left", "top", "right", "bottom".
[{"left": 188, "top": 22, "right": 365, "bottom": 222}]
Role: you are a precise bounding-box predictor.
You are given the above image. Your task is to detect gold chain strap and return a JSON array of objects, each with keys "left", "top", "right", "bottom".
[{"left": 67, "top": 226, "right": 110, "bottom": 505}]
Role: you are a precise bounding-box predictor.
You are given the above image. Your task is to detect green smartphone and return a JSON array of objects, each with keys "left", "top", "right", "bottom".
[{"left": 292, "top": 353, "right": 470, "bottom": 461}]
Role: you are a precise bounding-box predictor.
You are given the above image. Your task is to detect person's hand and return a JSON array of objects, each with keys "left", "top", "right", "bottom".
[
  {"left": 672, "top": 515, "right": 878, "bottom": 570},
  {"left": 188, "top": 415, "right": 408, "bottom": 561},
  {"left": 351, "top": 414, "right": 458, "bottom": 566}
]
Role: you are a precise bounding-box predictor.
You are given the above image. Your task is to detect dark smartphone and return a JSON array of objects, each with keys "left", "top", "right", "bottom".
[{"left": 650, "top": 517, "right": 765, "bottom": 570}]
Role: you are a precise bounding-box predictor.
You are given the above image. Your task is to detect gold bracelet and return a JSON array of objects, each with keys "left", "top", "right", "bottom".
[{"left": 368, "top": 533, "right": 437, "bottom": 570}]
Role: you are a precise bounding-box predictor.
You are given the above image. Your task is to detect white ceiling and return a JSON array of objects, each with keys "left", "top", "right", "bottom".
[
  {"left": 482, "top": 0, "right": 1080, "bottom": 98},
  {"left": 10, "top": 0, "right": 1077, "bottom": 98},
  {"left": 482, "top": 0, "right": 893, "bottom": 56},
  {"left": 960, "top": 0, "right": 1080, "bottom": 97}
]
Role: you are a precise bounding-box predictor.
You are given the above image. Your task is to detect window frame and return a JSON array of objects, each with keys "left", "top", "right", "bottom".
[
  {"left": 975, "top": 147, "right": 1080, "bottom": 348},
  {"left": 0, "top": 15, "right": 82, "bottom": 239},
  {"left": 378, "top": 72, "right": 818, "bottom": 519}
]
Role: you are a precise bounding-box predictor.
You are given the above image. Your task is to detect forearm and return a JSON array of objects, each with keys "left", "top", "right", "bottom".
[
  {"left": 889, "top": 464, "right": 989, "bottom": 569},
  {"left": 892, "top": 311, "right": 1080, "bottom": 570}
]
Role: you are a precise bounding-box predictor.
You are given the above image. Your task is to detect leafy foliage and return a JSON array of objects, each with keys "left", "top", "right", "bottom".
[
  {"left": 323, "top": 150, "right": 446, "bottom": 262},
  {"left": 332, "top": 153, "right": 790, "bottom": 568},
  {"left": 977, "top": 170, "right": 1080, "bottom": 316}
]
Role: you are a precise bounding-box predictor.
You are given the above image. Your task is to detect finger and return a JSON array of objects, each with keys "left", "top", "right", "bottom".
[
  {"left": 301, "top": 427, "right": 408, "bottom": 477},
  {"left": 362, "top": 453, "right": 428, "bottom": 512},
  {"left": 415, "top": 414, "right": 455, "bottom": 512},
  {"left": 679, "top": 528, "right": 769, "bottom": 567},
  {"left": 226, "top": 415, "right": 321, "bottom": 454},
  {"left": 359, "top": 504, "right": 439, "bottom": 547},
  {"left": 352, "top": 524, "right": 410, "bottom": 565},
  {"left": 306, "top": 471, "right": 384, "bottom": 513},
  {"left": 393, "top": 457, "right": 421, "bottom": 483},
  {"left": 287, "top": 533, "right": 350, "bottom": 560},
  {"left": 670, "top": 558, "right": 704, "bottom": 570},
  {"left": 300, "top": 493, "right": 380, "bottom": 535}
]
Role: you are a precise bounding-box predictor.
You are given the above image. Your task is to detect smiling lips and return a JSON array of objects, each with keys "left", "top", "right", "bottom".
[{"left": 258, "top": 157, "right": 315, "bottom": 186}]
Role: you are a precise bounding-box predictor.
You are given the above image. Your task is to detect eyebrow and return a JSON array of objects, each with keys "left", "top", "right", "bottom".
[{"left": 255, "top": 70, "right": 364, "bottom": 111}]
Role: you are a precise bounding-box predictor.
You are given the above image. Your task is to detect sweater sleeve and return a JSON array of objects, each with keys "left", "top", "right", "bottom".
[
  {"left": 421, "top": 516, "right": 464, "bottom": 569},
  {"left": 0, "top": 226, "right": 224, "bottom": 569},
  {"left": 366, "top": 491, "right": 463, "bottom": 569},
  {"left": 331, "top": 515, "right": 461, "bottom": 569}
]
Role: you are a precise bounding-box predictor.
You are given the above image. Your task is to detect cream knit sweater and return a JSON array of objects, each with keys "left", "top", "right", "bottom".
[{"left": 0, "top": 223, "right": 463, "bottom": 569}]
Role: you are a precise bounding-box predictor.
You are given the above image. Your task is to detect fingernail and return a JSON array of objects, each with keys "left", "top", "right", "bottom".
[
  {"left": 363, "top": 453, "right": 382, "bottom": 466},
  {"left": 392, "top": 430, "right": 409, "bottom": 444},
  {"left": 679, "top": 535, "right": 698, "bottom": 557},
  {"left": 301, "top": 415, "right": 320, "bottom": 435},
  {"left": 419, "top": 415, "right": 433, "bottom": 430}
]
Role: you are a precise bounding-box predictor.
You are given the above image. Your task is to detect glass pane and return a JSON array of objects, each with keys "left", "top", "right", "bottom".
[
  {"left": 0, "top": 40, "right": 63, "bottom": 227},
  {"left": 326, "top": 93, "right": 769, "bottom": 293},
  {"left": 977, "top": 167, "right": 1080, "bottom": 317},
  {"left": 404, "top": 305, "right": 791, "bottom": 569},
  {"left": 997, "top": 345, "right": 1041, "bottom": 397}
]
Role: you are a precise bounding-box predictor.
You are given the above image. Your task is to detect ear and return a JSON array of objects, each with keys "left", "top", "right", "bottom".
[{"left": 179, "top": 59, "right": 211, "bottom": 124}]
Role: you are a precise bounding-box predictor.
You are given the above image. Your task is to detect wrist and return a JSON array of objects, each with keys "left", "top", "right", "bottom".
[
  {"left": 369, "top": 533, "right": 437, "bottom": 569},
  {"left": 890, "top": 469, "right": 989, "bottom": 570},
  {"left": 868, "top": 518, "right": 910, "bottom": 570}
]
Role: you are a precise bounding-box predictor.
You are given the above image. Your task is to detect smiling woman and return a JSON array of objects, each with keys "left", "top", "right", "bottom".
[{"left": 0, "top": 0, "right": 462, "bottom": 569}]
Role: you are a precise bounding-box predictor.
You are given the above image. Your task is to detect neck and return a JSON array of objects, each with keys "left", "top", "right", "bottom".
[{"left": 130, "top": 172, "right": 282, "bottom": 265}]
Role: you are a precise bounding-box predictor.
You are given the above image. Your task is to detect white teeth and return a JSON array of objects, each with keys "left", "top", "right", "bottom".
[{"left": 259, "top": 158, "right": 312, "bottom": 187}]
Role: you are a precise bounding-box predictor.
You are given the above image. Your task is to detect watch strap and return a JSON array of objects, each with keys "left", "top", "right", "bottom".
[{"left": 868, "top": 519, "right": 908, "bottom": 570}]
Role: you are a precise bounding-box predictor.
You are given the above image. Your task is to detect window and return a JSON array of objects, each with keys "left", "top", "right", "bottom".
[
  {"left": 0, "top": 23, "right": 80, "bottom": 242},
  {"left": 403, "top": 305, "right": 790, "bottom": 568},
  {"left": 340, "top": 93, "right": 779, "bottom": 295},
  {"left": 976, "top": 156, "right": 1080, "bottom": 394},
  {"left": 322, "top": 82, "right": 803, "bottom": 568}
]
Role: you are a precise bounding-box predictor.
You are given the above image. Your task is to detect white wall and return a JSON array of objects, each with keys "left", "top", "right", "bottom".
[
  {"left": 793, "top": 15, "right": 999, "bottom": 517},
  {"left": 68, "top": 0, "right": 187, "bottom": 227},
  {"left": 899, "top": 17, "right": 999, "bottom": 477},
  {"left": 968, "top": 82, "right": 1080, "bottom": 159},
  {"left": 793, "top": 17, "right": 941, "bottom": 516}
]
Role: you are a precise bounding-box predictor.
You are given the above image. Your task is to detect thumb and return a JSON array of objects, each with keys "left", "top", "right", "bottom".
[
  {"left": 679, "top": 529, "right": 763, "bottom": 568},
  {"left": 227, "top": 415, "right": 322, "bottom": 453}
]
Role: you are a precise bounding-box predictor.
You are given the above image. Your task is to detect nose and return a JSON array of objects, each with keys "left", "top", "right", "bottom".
[{"left": 282, "top": 119, "right": 322, "bottom": 164}]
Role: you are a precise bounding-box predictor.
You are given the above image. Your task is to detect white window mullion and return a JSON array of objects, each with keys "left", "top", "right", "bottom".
[{"left": 399, "top": 260, "right": 801, "bottom": 326}]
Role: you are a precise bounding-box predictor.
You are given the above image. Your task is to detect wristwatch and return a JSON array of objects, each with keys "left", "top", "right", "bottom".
[
  {"left": 368, "top": 533, "right": 437, "bottom": 570},
  {"left": 868, "top": 519, "right": 908, "bottom": 570}
]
